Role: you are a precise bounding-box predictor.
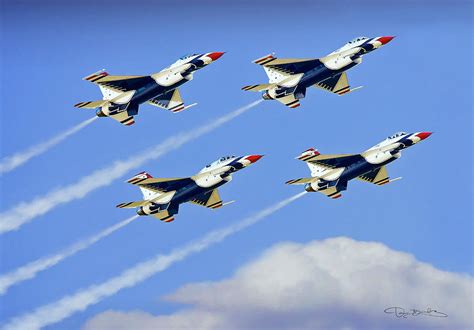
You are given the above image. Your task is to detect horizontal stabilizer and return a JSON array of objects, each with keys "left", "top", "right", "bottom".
[
  {"left": 241, "top": 83, "right": 274, "bottom": 92},
  {"left": 276, "top": 94, "right": 300, "bottom": 108},
  {"left": 74, "top": 100, "right": 109, "bottom": 109},
  {"left": 285, "top": 177, "right": 316, "bottom": 185},
  {"left": 116, "top": 200, "right": 148, "bottom": 208},
  {"left": 320, "top": 186, "right": 343, "bottom": 199},
  {"left": 153, "top": 210, "right": 175, "bottom": 222}
]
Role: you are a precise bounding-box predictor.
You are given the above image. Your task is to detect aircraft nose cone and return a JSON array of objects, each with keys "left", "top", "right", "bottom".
[
  {"left": 377, "top": 36, "right": 395, "bottom": 45},
  {"left": 207, "top": 52, "right": 225, "bottom": 61},
  {"left": 245, "top": 155, "right": 264, "bottom": 163},
  {"left": 416, "top": 132, "right": 432, "bottom": 140}
]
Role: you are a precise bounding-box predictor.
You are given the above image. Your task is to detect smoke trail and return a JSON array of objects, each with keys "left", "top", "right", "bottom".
[
  {"left": 0, "top": 117, "right": 98, "bottom": 175},
  {"left": 0, "top": 215, "right": 138, "bottom": 296},
  {"left": 0, "top": 100, "right": 262, "bottom": 234},
  {"left": 2, "top": 192, "right": 305, "bottom": 330}
]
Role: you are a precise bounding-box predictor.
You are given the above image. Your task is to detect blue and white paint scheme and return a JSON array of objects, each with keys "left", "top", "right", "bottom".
[
  {"left": 286, "top": 132, "right": 431, "bottom": 199},
  {"left": 75, "top": 52, "right": 224, "bottom": 126},
  {"left": 242, "top": 36, "right": 394, "bottom": 108},
  {"left": 117, "top": 155, "right": 263, "bottom": 222}
]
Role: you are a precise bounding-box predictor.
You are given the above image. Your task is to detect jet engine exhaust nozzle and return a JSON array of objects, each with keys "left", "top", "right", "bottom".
[
  {"left": 96, "top": 109, "right": 107, "bottom": 117},
  {"left": 304, "top": 183, "right": 316, "bottom": 193},
  {"left": 262, "top": 92, "right": 273, "bottom": 100},
  {"left": 136, "top": 207, "right": 146, "bottom": 216}
]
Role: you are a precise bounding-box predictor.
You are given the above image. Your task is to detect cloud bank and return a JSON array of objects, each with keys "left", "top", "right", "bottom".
[
  {"left": 2, "top": 191, "right": 304, "bottom": 330},
  {"left": 84, "top": 237, "right": 474, "bottom": 330}
]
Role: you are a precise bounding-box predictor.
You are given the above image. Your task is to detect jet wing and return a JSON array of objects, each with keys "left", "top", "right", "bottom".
[
  {"left": 302, "top": 153, "right": 364, "bottom": 169},
  {"left": 357, "top": 166, "right": 391, "bottom": 186},
  {"left": 116, "top": 200, "right": 149, "bottom": 208},
  {"left": 74, "top": 100, "right": 109, "bottom": 109},
  {"left": 285, "top": 177, "right": 316, "bottom": 185},
  {"left": 83, "top": 71, "right": 155, "bottom": 93},
  {"left": 127, "top": 177, "right": 194, "bottom": 193},
  {"left": 253, "top": 54, "right": 320, "bottom": 74},
  {"left": 147, "top": 88, "right": 196, "bottom": 113},
  {"left": 190, "top": 189, "right": 224, "bottom": 209},
  {"left": 313, "top": 72, "right": 362, "bottom": 95}
]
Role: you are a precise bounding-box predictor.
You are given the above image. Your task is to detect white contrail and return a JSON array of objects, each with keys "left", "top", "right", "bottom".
[
  {"left": 2, "top": 192, "right": 306, "bottom": 330},
  {"left": 0, "top": 215, "right": 138, "bottom": 296},
  {"left": 0, "top": 100, "right": 262, "bottom": 234},
  {"left": 0, "top": 117, "right": 98, "bottom": 175}
]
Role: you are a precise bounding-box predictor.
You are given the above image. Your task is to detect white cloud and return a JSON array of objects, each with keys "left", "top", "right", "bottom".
[
  {"left": 1, "top": 191, "right": 304, "bottom": 330},
  {"left": 84, "top": 237, "right": 474, "bottom": 330}
]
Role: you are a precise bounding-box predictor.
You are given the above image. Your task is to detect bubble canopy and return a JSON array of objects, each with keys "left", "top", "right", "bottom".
[
  {"left": 387, "top": 132, "right": 407, "bottom": 139},
  {"left": 348, "top": 36, "right": 369, "bottom": 44},
  {"left": 203, "top": 156, "right": 237, "bottom": 169},
  {"left": 179, "top": 54, "right": 199, "bottom": 60}
]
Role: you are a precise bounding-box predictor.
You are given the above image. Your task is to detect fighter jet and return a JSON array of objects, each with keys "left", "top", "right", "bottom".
[
  {"left": 117, "top": 155, "right": 263, "bottom": 222},
  {"left": 242, "top": 36, "right": 394, "bottom": 108},
  {"left": 286, "top": 132, "right": 431, "bottom": 199},
  {"left": 74, "top": 52, "right": 224, "bottom": 126}
]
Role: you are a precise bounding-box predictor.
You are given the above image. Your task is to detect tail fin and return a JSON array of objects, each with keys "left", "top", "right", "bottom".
[
  {"left": 297, "top": 148, "right": 320, "bottom": 161},
  {"left": 127, "top": 171, "right": 153, "bottom": 184},
  {"left": 127, "top": 172, "right": 155, "bottom": 200},
  {"left": 253, "top": 54, "right": 276, "bottom": 66},
  {"left": 241, "top": 83, "right": 274, "bottom": 92},
  {"left": 82, "top": 70, "right": 123, "bottom": 100},
  {"left": 297, "top": 148, "right": 326, "bottom": 175},
  {"left": 83, "top": 70, "right": 109, "bottom": 82},
  {"left": 253, "top": 53, "right": 293, "bottom": 84}
]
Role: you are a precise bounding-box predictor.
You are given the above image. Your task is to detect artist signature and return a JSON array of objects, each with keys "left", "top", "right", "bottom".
[{"left": 384, "top": 307, "right": 448, "bottom": 318}]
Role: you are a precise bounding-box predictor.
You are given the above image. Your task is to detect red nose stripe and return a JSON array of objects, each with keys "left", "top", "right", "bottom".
[
  {"left": 416, "top": 132, "right": 432, "bottom": 140},
  {"left": 245, "top": 155, "right": 263, "bottom": 163},
  {"left": 377, "top": 36, "right": 395, "bottom": 45},
  {"left": 207, "top": 52, "right": 225, "bottom": 61}
]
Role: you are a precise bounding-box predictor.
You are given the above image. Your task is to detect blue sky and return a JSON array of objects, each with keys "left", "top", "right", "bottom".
[{"left": 0, "top": 0, "right": 472, "bottom": 329}]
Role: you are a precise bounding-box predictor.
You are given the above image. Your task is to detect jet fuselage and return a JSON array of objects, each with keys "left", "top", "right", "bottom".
[
  {"left": 295, "top": 132, "right": 432, "bottom": 197},
  {"left": 273, "top": 61, "right": 359, "bottom": 98},
  {"left": 128, "top": 78, "right": 189, "bottom": 109},
  {"left": 131, "top": 155, "right": 263, "bottom": 219}
]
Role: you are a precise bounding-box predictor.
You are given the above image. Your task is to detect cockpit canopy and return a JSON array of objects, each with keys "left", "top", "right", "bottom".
[
  {"left": 166, "top": 54, "right": 200, "bottom": 69},
  {"left": 348, "top": 36, "right": 369, "bottom": 44},
  {"left": 200, "top": 155, "right": 237, "bottom": 172},
  {"left": 179, "top": 53, "right": 199, "bottom": 61},
  {"left": 332, "top": 36, "right": 370, "bottom": 54},
  {"left": 387, "top": 132, "right": 407, "bottom": 140}
]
